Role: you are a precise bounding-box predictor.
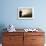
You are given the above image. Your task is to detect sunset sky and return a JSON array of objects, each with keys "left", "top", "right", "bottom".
[{"left": 20, "top": 8, "right": 32, "bottom": 16}]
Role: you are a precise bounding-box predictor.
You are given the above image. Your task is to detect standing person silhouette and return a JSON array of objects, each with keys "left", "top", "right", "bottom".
[{"left": 19, "top": 10, "right": 22, "bottom": 17}]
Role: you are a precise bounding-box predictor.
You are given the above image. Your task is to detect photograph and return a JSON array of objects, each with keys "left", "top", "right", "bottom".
[{"left": 18, "top": 7, "right": 34, "bottom": 19}]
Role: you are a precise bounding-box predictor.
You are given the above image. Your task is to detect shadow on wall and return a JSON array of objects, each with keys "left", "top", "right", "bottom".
[{"left": 0, "top": 24, "right": 7, "bottom": 43}]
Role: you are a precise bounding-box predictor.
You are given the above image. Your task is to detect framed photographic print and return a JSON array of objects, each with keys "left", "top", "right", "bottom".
[{"left": 17, "top": 7, "right": 34, "bottom": 19}]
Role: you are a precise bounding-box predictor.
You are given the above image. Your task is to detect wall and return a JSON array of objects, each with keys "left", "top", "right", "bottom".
[
  {"left": 0, "top": 0, "right": 46, "bottom": 43},
  {"left": 0, "top": 0, "right": 46, "bottom": 29}
]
